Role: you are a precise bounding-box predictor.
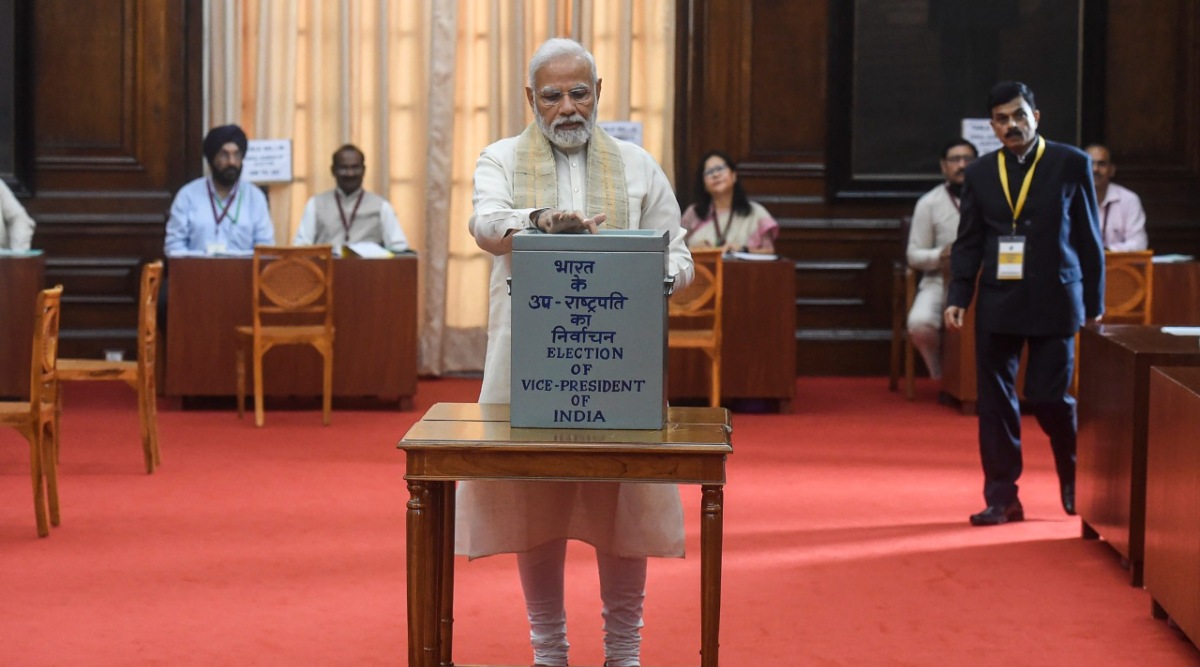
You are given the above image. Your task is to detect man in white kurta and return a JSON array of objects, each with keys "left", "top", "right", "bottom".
[
  {"left": 292, "top": 144, "right": 408, "bottom": 252},
  {"left": 465, "top": 38, "right": 693, "bottom": 667},
  {"left": 906, "top": 139, "right": 977, "bottom": 379}
]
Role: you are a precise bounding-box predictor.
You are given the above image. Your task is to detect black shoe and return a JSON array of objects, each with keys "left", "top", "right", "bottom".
[
  {"left": 969, "top": 501, "right": 1024, "bottom": 526},
  {"left": 1061, "top": 482, "right": 1076, "bottom": 516}
]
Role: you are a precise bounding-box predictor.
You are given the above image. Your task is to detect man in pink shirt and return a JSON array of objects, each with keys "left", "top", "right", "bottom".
[{"left": 1085, "top": 144, "right": 1148, "bottom": 251}]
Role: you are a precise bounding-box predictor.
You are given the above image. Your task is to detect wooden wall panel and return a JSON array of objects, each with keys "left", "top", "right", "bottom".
[
  {"left": 677, "top": 0, "right": 1200, "bottom": 375},
  {"left": 22, "top": 0, "right": 201, "bottom": 359},
  {"left": 1104, "top": 0, "right": 1200, "bottom": 255},
  {"left": 744, "top": 2, "right": 826, "bottom": 164}
]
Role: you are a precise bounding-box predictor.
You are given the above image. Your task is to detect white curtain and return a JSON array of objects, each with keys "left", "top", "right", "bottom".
[{"left": 205, "top": 0, "right": 675, "bottom": 375}]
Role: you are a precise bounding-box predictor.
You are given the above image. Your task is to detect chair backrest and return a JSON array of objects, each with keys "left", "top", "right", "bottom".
[
  {"left": 1104, "top": 250, "right": 1153, "bottom": 324},
  {"left": 29, "top": 286, "right": 64, "bottom": 411},
  {"left": 251, "top": 245, "right": 335, "bottom": 331},
  {"left": 137, "top": 261, "right": 164, "bottom": 376},
  {"left": 669, "top": 249, "right": 724, "bottom": 346}
]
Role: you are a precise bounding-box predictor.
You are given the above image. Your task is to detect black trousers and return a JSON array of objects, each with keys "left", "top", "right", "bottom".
[{"left": 974, "top": 329, "right": 1077, "bottom": 507}]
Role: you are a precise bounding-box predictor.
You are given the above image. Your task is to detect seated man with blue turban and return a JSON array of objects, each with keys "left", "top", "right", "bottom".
[{"left": 164, "top": 124, "right": 275, "bottom": 256}]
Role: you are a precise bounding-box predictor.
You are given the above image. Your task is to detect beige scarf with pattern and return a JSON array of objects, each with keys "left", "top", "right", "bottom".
[{"left": 512, "top": 122, "right": 630, "bottom": 229}]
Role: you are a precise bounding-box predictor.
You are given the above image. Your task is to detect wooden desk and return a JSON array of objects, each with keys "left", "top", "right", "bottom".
[
  {"left": 398, "top": 403, "right": 733, "bottom": 667},
  {"left": 1076, "top": 324, "right": 1200, "bottom": 585},
  {"left": 0, "top": 256, "right": 46, "bottom": 398},
  {"left": 1150, "top": 260, "right": 1200, "bottom": 325},
  {"left": 669, "top": 257, "right": 795, "bottom": 408},
  {"left": 165, "top": 255, "right": 418, "bottom": 405},
  {"left": 1145, "top": 366, "right": 1200, "bottom": 648}
]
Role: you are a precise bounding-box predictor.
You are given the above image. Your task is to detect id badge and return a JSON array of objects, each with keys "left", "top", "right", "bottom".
[
  {"left": 206, "top": 241, "right": 227, "bottom": 256},
  {"left": 997, "top": 235, "right": 1024, "bottom": 280}
]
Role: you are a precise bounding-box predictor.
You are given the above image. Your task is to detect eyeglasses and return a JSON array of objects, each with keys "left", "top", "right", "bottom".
[
  {"left": 942, "top": 155, "right": 975, "bottom": 165},
  {"left": 702, "top": 165, "right": 730, "bottom": 178},
  {"left": 536, "top": 86, "right": 594, "bottom": 108}
]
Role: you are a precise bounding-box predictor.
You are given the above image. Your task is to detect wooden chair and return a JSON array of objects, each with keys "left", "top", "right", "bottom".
[
  {"left": 1072, "top": 250, "right": 1155, "bottom": 395},
  {"left": 57, "top": 261, "right": 163, "bottom": 473},
  {"left": 0, "top": 286, "right": 64, "bottom": 537},
  {"left": 1104, "top": 250, "right": 1154, "bottom": 324},
  {"left": 236, "top": 246, "right": 335, "bottom": 427},
  {"left": 888, "top": 217, "right": 917, "bottom": 399},
  {"left": 668, "top": 249, "right": 724, "bottom": 407}
]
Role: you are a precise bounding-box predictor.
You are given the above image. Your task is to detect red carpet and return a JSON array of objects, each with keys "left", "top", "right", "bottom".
[{"left": 1, "top": 377, "right": 1197, "bottom": 666}]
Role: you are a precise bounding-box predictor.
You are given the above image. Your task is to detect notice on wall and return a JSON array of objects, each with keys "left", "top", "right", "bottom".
[
  {"left": 598, "top": 121, "right": 643, "bottom": 147},
  {"left": 509, "top": 230, "right": 668, "bottom": 430},
  {"left": 243, "top": 139, "right": 293, "bottom": 184},
  {"left": 961, "top": 119, "right": 1002, "bottom": 156}
]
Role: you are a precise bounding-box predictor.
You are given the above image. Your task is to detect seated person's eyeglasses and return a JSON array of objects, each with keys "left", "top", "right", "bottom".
[
  {"left": 703, "top": 165, "right": 730, "bottom": 177},
  {"left": 943, "top": 156, "right": 974, "bottom": 165}
]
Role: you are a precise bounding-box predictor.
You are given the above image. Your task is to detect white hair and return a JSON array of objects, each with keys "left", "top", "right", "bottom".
[{"left": 527, "top": 38, "right": 597, "bottom": 89}]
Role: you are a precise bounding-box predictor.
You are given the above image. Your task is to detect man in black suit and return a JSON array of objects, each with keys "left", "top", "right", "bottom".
[{"left": 944, "top": 81, "right": 1105, "bottom": 526}]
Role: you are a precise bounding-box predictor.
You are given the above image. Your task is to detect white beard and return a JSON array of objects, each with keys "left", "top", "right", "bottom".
[{"left": 536, "top": 110, "right": 593, "bottom": 149}]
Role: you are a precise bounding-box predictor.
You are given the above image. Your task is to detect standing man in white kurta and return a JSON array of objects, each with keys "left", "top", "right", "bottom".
[{"left": 466, "top": 38, "right": 694, "bottom": 667}]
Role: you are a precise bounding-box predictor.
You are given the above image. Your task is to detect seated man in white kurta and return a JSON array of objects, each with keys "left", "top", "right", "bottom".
[
  {"left": 906, "top": 138, "right": 977, "bottom": 379},
  {"left": 467, "top": 38, "right": 694, "bottom": 667},
  {"left": 292, "top": 144, "right": 408, "bottom": 252}
]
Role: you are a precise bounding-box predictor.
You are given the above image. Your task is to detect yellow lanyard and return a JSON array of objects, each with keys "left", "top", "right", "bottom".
[{"left": 997, "top": 135, "right": 1046, "bottom": 234}]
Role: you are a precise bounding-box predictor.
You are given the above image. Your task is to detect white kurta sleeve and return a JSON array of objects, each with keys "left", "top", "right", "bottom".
[
  {"left": 633, "top": 148, "right": 694, "bottom": 289},
  {"left": 470, "top": 141, "right": 538, "bottom": 257},
  {"left": 906, "top": 194, "right": 944, "bottom": 272},
  {"left": 292, "top": 198, "right": 319, "bottom": 245},
  {"left": 0, "top": 180, "right": 35, "bottom": 251},
  {"left": 378, "top": 200, "right": 409, "bottom": 251}
]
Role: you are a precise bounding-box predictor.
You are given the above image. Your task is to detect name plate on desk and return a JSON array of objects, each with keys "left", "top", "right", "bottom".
[{"left": 510, "top": 229, "right": 669, "bottom": 429}]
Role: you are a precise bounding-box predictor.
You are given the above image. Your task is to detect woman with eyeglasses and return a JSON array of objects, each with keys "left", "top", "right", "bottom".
[{"left": 680, "top": 149, "right": 779, "bottom": 254}]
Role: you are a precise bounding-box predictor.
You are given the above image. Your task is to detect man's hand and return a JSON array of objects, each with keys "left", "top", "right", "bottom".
[
  {"left": 535, "top": 208, "right": 607, "bottom": 235},
  {"left": 939, "top": 244, "right": 953, "bottom": 259},
  {"left": 944, "top": 305, "right": 965, "bottom": 330}
]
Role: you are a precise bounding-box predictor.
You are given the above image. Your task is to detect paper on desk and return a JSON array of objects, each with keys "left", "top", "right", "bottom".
[
  {"left": 0, "top": 248, "right": 44, "bottom": 257},
  {"left": 344, "top": 242, "right": 395, "bottom": 259},
  {"left": 1161, "top": 326, "right": 1200, "bottom": 336},
  {"left": 727, "top": 251, "right": 778, "bottom": 261},
  {"left": 1151, "top": 254, "right": 1194, "bottom": 263}
]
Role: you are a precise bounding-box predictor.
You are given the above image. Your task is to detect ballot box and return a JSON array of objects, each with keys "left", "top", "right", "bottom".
[{"left": 510, "top": 228, "right": 670, "bottom": 429}]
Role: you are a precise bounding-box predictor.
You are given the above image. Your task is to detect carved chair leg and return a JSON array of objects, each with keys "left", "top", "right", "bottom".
[
  {"left": 28, "top": 430, "right": 49, "bottom": 538},
  {"left": 42, "top": 418, "right": 60, "bottom": 527}
]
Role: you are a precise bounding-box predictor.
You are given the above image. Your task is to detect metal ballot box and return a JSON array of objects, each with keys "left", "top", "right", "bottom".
[{"left": 510, "top": 228, "right": 670, "bottom": 429}]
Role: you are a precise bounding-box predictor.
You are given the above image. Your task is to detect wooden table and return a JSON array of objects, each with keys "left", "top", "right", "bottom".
[
  {"left": 164, "top": 255, "right": 418, "bottom": 406},
  {"left": 0, "top": 255, "right": 46, "bottom": 398},
  {"left": 398, "top": 403, "right": 733, "bottom": 667},
  {"left": 669, "top": 257, "right": 795, "bottom": 409},
  {"left": 1145, "top": 366, "right": 1200, "bottom": 648},
  {"left": 1151, "top": 260, "right": 1200, "bottom": 325},
  {"left": 1076, "top": 324, "right": 1200, "bottom": 585}
]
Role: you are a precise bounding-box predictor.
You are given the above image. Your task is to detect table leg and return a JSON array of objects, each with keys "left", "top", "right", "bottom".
[
  {"left": 407, "top": 480, "right": 436, "bottom": 667},
  {"left": 700, "top": 484, "right": 724, "bottom": 667},
  {"left": 437, "top": 482, "right": 456, "bottom": 666}
]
